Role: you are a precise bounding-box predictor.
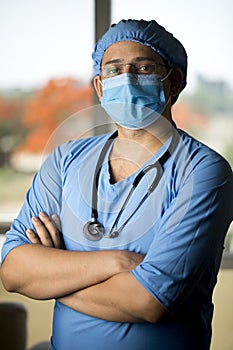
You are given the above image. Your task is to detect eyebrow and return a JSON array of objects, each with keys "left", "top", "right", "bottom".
[{"left": 103, "top": 57, "right": 160, "bottom": 65}]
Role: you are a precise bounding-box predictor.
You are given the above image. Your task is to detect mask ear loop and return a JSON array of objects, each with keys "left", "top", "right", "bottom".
[
  {"left": 160, "top": 68, "right": 173, "bottom": 82},
  {"left": 159, "top": 68, "right": 173, "bottom": 114},
  {"left": 96, "top": 77, "right": 104, "bottom": 101},
  {"left": 98, "top": 76, "right": 104, "bottom": 86}
]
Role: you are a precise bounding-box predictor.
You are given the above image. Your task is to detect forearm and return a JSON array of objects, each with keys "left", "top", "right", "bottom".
[
  {"left": 0, "top": 244, "right": 133, "bottom": 300},
  {"left": 59, "top": 272, "right": 166, "bottom": 323}
]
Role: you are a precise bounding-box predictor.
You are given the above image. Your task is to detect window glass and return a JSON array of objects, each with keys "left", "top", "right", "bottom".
[
  {"left": 112, "top": 0, "right": 233, "bottom": 255},
  {"left": 0, "top": 0, "right": 94, "bottom": 225}
]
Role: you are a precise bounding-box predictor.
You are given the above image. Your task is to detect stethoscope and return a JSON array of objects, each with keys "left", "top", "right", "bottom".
[{"left": 83, "top": 130, "right": 177, "bottom": 241}]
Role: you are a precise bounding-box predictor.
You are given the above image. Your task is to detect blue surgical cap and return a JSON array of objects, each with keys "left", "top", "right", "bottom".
[{"left": 92, "top": 19, "right": 188, "bottom": 94}]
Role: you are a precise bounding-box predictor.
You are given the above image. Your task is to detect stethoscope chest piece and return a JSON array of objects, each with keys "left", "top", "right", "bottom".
[{"left": 83, "top": 221, "right": 105, "bottom": 241}]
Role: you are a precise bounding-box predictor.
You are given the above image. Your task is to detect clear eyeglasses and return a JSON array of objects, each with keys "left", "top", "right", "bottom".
[{"left": 101, "top": 62, "right": 167, "bottom": 78}]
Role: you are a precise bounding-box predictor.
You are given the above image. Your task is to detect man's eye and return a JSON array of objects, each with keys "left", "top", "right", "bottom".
[
  {"left": 137, "top": 65, "right": 154, "bottom": 73},
  {"left": 106, "top": 66, "right": 119, "bottom": 75}
]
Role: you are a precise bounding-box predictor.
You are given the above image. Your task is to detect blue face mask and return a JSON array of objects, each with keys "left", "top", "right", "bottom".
[{"left": 100, "top": 72, "right": 170, "bottom": 130}]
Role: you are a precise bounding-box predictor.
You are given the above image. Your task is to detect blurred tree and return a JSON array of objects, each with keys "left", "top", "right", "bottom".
[
  {"left": 17, "top": 78, "right": 94, "bottom": 153},
  {"left": 183, "top": 75, "right": 233, "bottom": 116},
  {"left": 0, "top": 95, "right": 27, "bottom": 166}
]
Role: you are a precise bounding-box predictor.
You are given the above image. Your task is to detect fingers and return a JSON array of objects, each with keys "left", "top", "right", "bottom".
[
  {"left": 38, "top": 212, "right": 64, "bottom": 249},
  {"left": 26, "top": 228, "right": 41, "bottom": 244},
  {"left": 27, "top": 212, "right": 64, "bottom": 249},
  {"left": 50, "top": 214, "right": 64, "bottom": 249},
  {"left": 51, "top": 214, "right": 62, "bottom": 232},
  {"left": 31, "top": 215, "right": 54, "bottom": 247}
]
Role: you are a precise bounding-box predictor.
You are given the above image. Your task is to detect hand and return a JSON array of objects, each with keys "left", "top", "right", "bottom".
[{"left": 26, "top": 212, "right": 64, "bottom": 249}]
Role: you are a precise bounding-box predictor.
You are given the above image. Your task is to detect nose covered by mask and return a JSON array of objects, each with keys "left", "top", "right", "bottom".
[{"left": 100, "top": 73, "right": 170, "bottom": 130}]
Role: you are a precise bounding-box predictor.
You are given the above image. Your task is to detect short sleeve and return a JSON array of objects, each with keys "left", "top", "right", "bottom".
[
  {"left": 1, "top": 142, "right": 71, "bottom": 262},
  {"left": 131, "top": 150, "right": 233, "bottom": 313}
]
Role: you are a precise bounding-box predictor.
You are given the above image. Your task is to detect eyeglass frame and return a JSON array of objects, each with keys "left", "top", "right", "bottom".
[{"left": 100, "top": 61, "right": 169, "bottom": 79}]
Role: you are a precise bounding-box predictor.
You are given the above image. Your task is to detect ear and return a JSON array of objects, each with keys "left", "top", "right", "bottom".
[
  {"left": 93, "top": 76, "right": 103, "bottom": 101},
  {"left": 169, "top": 68, "right": 183, "bottom": 97}
]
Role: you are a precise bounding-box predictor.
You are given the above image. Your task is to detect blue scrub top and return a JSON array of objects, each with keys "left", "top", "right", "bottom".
[{"left": 2, "top": 128, "right": 233, "bottom": 350}]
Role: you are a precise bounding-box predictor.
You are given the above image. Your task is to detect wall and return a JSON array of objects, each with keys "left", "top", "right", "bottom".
[{"left": 211, "top": 269, "right": 233, "bottom": 350}]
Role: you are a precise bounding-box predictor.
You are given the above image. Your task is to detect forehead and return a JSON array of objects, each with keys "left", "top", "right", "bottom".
[{"left": 101, "top": 41, "right": 165, "bottom": 65}]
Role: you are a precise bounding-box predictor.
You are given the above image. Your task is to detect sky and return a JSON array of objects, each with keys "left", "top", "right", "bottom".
[{"left": 1, "top": 0, "right": 233, "bottom": 92}]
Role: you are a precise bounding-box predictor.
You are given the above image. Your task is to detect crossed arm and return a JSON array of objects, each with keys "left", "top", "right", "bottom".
[{"left": 0, "top": 212, "right": 166, "bottom": 323}]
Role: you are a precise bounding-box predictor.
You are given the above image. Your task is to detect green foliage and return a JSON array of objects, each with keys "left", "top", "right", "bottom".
[{"left": 0, "top": 90, "right": 33, "bottom": 165}]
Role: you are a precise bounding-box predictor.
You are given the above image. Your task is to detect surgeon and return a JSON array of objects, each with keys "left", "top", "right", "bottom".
[{"left": 1, "top": 20, "right": 233, "bottom": 350}]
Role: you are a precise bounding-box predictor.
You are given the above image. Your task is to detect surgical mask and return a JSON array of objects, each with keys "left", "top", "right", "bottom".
[{"left": 100, "top": 71, "right": 171, "bottom": 130}]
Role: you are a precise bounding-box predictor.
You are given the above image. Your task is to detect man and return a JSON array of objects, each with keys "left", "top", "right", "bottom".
[{"left": 1, "top": 20, "right": 233, "bottom": 350}]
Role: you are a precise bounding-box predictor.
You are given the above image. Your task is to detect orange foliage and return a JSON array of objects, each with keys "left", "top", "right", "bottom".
[{"left": 18, "top": 78, "right": 94, "bottom": 153}]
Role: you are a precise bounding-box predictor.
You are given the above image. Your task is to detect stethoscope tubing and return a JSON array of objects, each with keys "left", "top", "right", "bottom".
[
  {"left": 84, "top": 129, "right": 178, "bottom": 240},
  {"left": 106, "top": 163, "right": 163, "bottom": 237},
  {"left": 91, "top": 131, "right": 118, "bottom": 222}
]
